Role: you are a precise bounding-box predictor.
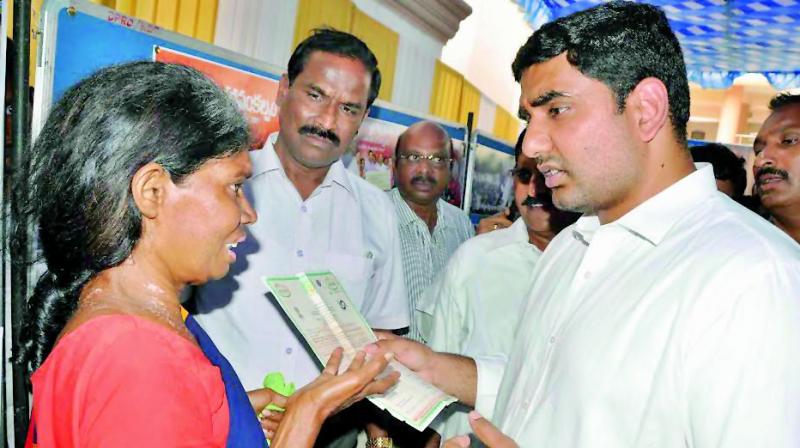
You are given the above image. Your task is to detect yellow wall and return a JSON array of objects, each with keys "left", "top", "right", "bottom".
[
  {"left": 458, "top": 79, "right": 480, "bottom": 126},
  {"left": 349, "top": 8, "right": 397, "bottom": 102},
  {"left": 101, "top": 0, "right": 218, "bottom": 43},
  {"left": 493, "top": 106, "right": 521, "bottom": 144},
  {"left": 429, "top": 60, "right": 463, "bottom": 123},
  {"left": 7, "top": 0, "right": 44, "bottom": 85},
  {"left": 292, "top": 0, "right": 397, "bottom": 102},
  {"left": 293, "top": 0, "right": 353, "bottom": 50}
]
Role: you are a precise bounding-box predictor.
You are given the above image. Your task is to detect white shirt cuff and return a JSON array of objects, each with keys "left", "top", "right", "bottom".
[{"left": 474, "top": 354, "right": 507, "bottom": 419}]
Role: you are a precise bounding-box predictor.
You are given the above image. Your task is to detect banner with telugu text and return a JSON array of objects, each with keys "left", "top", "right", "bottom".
[{"left": 155, "top": 46, "right": 280, "bottom": 149}]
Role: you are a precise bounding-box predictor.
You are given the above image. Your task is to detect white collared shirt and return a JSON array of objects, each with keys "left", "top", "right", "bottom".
[
  {"left": 194, "top": 134, "right": 409, "bottom": 389},
  {"left": 476, "top": 164, "right": 800, "bottom": 446},
  {"left": 416, "top": 217, "right": 540, "bottom": 440},
  {"left": 388, "top": 188, "right": 474, "bottom": 342}
]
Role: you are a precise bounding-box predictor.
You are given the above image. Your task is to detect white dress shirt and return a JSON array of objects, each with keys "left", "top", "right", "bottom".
[
  {"left": 194, "top": 134, "right": 409, "bottom": 390},
  {"left": 415, "top": 217, "right": 540, "bottom": 440},
  {"left": 476, "top": 164, "right": 800, "bottom": 446},
  {"left": 389, "top": 188, "right": 474, "bottom": 342}
]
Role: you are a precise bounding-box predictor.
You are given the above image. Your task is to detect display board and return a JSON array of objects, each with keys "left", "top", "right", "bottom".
[
  {"left": 464, "top": 132, "right": 515, "bottom": 222},
  {"left": 32, "top": 0, "right": 283, "bottom": 143}
]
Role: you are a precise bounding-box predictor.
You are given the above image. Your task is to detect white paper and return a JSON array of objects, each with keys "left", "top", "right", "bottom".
[{"left": 264, "top": 271, "right": 456, "bottom": 431}]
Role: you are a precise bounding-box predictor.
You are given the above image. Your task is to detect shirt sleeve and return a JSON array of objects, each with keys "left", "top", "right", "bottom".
[
  {"left": 473, "top": 354, "right": 507, "bottom": 420},
  {"left": 684, "top": 259, "right": 800, "bottom": 447},
  {"left": 77, "top": 325, "right": 226, "bottom": 447},
  {"left": 361, "top": 196, "right": 410, "bottom": 330}
]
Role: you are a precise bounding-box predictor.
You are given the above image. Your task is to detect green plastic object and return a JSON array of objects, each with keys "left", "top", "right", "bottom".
[{"left": 262, "top": 372, "right": 295, "bottom": 413}]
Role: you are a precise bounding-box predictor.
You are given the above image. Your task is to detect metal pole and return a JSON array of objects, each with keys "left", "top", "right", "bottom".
[
  {"left": 10, "top": 0, "right": 32, "bottom": 445},
  {"left": 462, "top": 111, "right": 474, "bottom": 208}
]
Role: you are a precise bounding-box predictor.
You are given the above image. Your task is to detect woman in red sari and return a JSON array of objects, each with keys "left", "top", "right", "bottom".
[{"left": 14, "top": 61, "right": 397, "bottom": 447}]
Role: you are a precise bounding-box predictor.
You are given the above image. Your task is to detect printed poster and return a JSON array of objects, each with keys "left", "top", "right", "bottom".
[
  {"left": 154, "top": 46, "right": 280, "bottom": 149},
  {"left": 469, "top": 143, "right": 515, "bottom": 217}
]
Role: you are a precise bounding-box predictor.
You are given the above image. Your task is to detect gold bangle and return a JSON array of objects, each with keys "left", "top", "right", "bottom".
[{"left": 366, "top": 437, "right": 393, "bottom": 448}]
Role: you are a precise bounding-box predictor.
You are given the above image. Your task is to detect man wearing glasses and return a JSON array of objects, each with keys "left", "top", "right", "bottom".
[
  {"left": 415, "top": 129, "right": 579, "bottom": 442},
  {"left": 389, "top": 120, "right": 474, "bottom": 344}
]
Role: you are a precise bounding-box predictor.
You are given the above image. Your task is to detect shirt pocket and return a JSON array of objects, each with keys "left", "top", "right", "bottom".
[{"left": 323, "top": 252, "right": 375, "bottom": 309}]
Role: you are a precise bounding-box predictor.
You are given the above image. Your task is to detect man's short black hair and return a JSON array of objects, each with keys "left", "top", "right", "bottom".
[
  {"left": 512, "top": 1, "right": 690, "bottom": 145},
  {"left": 691, "top": 143, "right": 747, "bottom": 198},
  {"left": 288, "top": 28, "right": 381, "bottom": 108},
  {"left": 514, "top": 127, "right": 525, "bottom": 163},
  {"left": 769, "top": 93, "right": 800, "bottom": 112}
]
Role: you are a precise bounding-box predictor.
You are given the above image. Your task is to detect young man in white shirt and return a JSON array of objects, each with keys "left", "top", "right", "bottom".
[
  {"left": 194, "top": 29, "right": 408, "bottom": 447},
  {"left": 417, "top": 129, "right": 579, "bottom": 442},
  {"left": 372, "top": 3, "right": 800, "bottom": 447}
]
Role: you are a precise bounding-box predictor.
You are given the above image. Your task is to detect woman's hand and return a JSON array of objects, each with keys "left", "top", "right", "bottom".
[
  {"left": 295, "top": 347, "right": 399, "bottom": 418},
  {"left": 246, "top": 388, "right": 288, "bottom": 440},
  {"left": 270, "top": 347, "right": 399, "bottom": 448}
]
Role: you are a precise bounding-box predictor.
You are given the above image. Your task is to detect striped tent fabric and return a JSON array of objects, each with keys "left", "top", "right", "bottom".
[{"left": 514, "top": 0, "right": 800, "bottom": 89}]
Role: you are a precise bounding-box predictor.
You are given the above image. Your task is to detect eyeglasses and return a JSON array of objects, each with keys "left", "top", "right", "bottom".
[
  {"left": 510, "top": 167, "right": 534, "bottom": 184},
  {"left": 397, "top": 153, "right": 451, "bottom": 167}
]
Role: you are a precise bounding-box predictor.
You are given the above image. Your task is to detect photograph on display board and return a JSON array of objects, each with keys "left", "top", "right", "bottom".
[
  {"left": 154, "top": 46, "right": 280, "bottom": 149},
  {"left": 347, "top": 115, "right": 467, "bottom": 208},
  {"left": 469, "top": 142, "right": 515, "bottom": 217}
]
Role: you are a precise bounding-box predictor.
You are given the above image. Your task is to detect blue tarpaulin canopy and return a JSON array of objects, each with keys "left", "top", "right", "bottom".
[{"left": 514, "top": 0, "right": 800, "bottom": 89}]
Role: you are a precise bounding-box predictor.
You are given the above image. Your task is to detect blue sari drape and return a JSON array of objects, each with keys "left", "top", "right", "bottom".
[{"left": 185, "top": 315, "right": 269, "bottom": 448}]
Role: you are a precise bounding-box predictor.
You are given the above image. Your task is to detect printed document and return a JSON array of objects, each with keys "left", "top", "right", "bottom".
[{"left": 264, "top": 271, "right": 456, "bottom": 431}]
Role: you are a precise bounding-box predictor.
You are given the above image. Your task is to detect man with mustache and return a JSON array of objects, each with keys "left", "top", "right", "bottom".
[
  {"left": 389, "top": 121, "right": 474, "bottom": 344},
  {"left": 369, "top": 120, "right": 473, "bottom": 446},
  {"left": 194, "top": 29, "right": 408, "bottom": 448},
  {"left": 416, "top": 129, "right": 579, "bottom": 442},
  {"left": 754, "top": 93, "right": 800, "bottom": 244}
]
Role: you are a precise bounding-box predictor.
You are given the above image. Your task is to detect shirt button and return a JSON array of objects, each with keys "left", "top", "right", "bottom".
[
  {"left": 300, "top": 205, "right": 308, "bottom": 213},
  {"left": 522, "top": 399, "right": 531, "bottom": 408},
  {"left": 296, "top": 249, "right": 304, "bottom": 257},
  {"left": 549, "top": 336, "right": 556, "bottom": 344},
  {"left": 285, "top": 347, "right": 293, "bottom": 355}
]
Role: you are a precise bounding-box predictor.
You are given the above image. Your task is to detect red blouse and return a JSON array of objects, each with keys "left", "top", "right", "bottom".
[{"left": 26, "top": 314, "right": 229, "bottom": 447}]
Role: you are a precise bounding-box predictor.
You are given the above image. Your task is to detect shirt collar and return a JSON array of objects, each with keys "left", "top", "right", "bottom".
[
  {"left": 572, "top": 163, "right": 717, "bottom": 246},
  {"left": 390, "top": 188, "right": 449, "bottom": 230},
  {"left": 256, "top": 132, "right": 355, "bottom": 196}
]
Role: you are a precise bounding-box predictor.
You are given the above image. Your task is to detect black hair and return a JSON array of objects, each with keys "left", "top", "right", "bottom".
[
  {"left": 768, "top": 93, "right": 800, "bottom": 112},
  {"left": 13, "top": 61, "right": 250, "bottom": 376},
  {"left": 691, "top": 143, "right": 747, "bottom": 198},
  {"left": 288, "top": 28, "right": 381, "bottom": 108},
  {"left": 512, "top": 1, "right": 690, "bottom": 145},
  {"left": 514, "top": 127, "right": 525, "bottom": 162}
]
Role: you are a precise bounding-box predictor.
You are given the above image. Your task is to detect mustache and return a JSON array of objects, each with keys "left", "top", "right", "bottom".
[
  {"left": 522, "top": 196, "right": 543, "bottom": 207},
  {"left": 411, "top": 175, "right": 437, "bottom": 185},
  {"left": 755, "top": 166, "right": 789, "bottom": 184},
  {"left": 299, "top": 125, "right": 340, "bottom": 146},
  {"left": 522, "top": 195, "right": 548, "bottom": 208}
]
